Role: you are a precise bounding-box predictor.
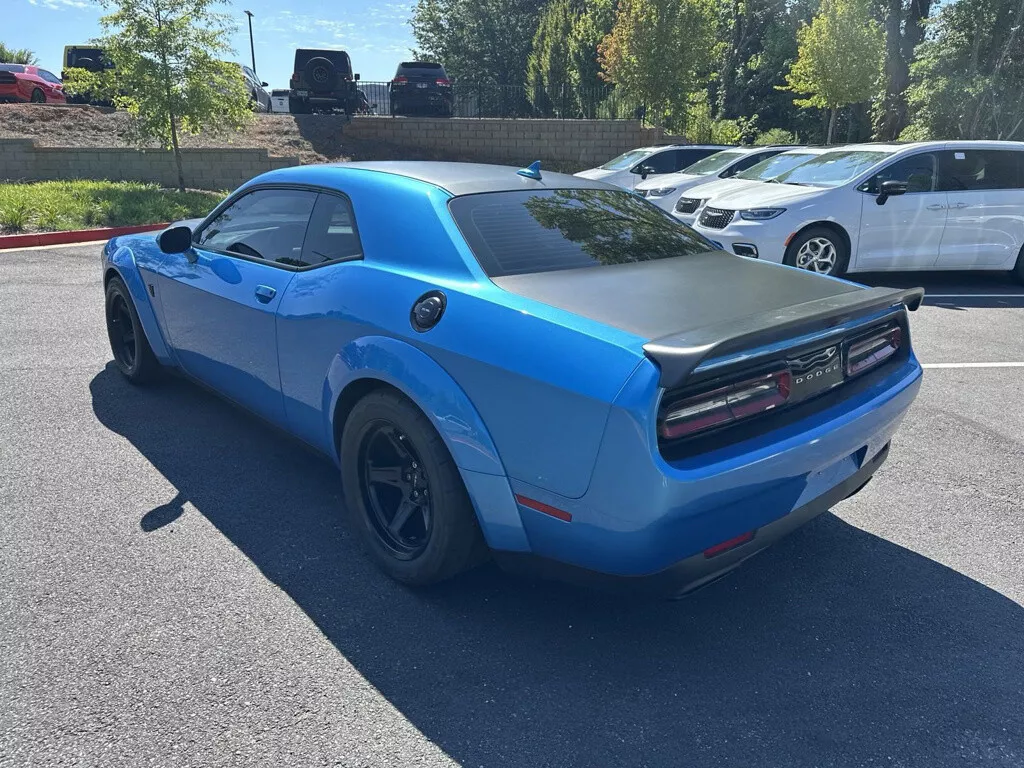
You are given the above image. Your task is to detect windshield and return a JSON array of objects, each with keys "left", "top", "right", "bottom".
[
  {"left": 449, "top": 189, "right": 715, "bottom": 277},
  {"left": 774, "top": 150, "right": 892, "bottom": 187},
  {"left": 735, "top": 152, "right": 818, "bottom": 180},
  {"left": 600, "top": 150, "right": 653, "bottom": 171},
  {"left": 679, "top": 150, "right": 747, "bottom": 177}
]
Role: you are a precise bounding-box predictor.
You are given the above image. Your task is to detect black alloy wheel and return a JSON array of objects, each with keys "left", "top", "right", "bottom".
[
  {"left": 104, "top": 276, "right": 161, "bottom": 384},
  {"left": 108, "top": 291, "right": 137, "bottom": 370},
  {"left": 358, "top": 420, "right": 433, "bottom": 559},
  {"left": 30, "top": 89, "right": 45, "bottom": 103}
]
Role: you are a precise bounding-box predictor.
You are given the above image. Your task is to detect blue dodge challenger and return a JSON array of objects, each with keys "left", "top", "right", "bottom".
[{"left": 102, "top": 161, "right": 923, "bottom": 595}]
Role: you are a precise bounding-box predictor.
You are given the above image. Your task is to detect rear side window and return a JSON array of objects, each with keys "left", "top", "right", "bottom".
[
  {"left": 938, "top": 149, "right": 1024, "bottom": 191},
  {"left": 196, "top": 188, "right": 318, "bottom": 267},
  {"left": 39, "top": 70, "right": 62, "bottom": 84},
  {"left": 0, "top": 65, "right": 26, "bottom": 73},
  {"left": 300, "top": 193, "right": 363, "bottom": 266},
  {"left": 449, "top": 189, "right": 715, "bottom": 277}
]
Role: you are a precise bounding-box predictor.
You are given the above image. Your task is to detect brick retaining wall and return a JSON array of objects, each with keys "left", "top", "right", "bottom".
[{"left": 0, "top": 139, "right": 298, "bottom": 190}]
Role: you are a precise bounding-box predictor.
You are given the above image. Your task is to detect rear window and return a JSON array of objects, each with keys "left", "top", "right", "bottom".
[
  {"left": 449, "top": 189, "right": 715, "bottom": 277},
  {"left": 0, "top": 65, "right": 26, "bottom": 73},
  {"left": 294, "top": 49, "right": 351, "bottom": 74},
  {"left": 397, "top": 61, "right": 445, "bottom": 75},
  {"left": 65, "top": 48, "right": 110, "bottom": 68}
]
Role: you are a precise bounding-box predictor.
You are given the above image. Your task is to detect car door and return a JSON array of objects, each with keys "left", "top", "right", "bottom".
[
  {"left": 855, "top": 151, "right": 947, "bottom": 270},
  {"left": 154, "top": 187, "right": 318, "bottom": 425},
  {"left": 936, "top": 148, "right": 1024, "bottom": 269}
]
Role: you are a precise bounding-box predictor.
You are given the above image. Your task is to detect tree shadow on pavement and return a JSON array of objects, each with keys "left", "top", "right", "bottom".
[{"left": 90, "top": 364, "right": 1024, "bottom": 768}]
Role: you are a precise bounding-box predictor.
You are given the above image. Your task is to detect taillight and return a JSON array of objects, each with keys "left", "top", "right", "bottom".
[
  {"left": 393, "top": 76, "right": 408, "bottom": 84},
  {"left": 658, "top": 368, "right": 791, "bottom": 440},
  {"left": 436, "top": 78, "right": 451, "bottom": 86},
  {"left": 846, "top": 326, "right": 902, "bottom": 378}
]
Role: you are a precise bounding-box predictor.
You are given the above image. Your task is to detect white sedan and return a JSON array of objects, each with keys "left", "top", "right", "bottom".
[{"left": 690, "top": 141, "right": 1024, "bottom": 279}]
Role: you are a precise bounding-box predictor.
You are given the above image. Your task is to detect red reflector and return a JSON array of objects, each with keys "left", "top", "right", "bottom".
[
  {"left": 703, "top": 530, "right": 756, "bottom": 558},
  {"left": 659, "top": 368, "right": 791, "bottom": 440},
  {"left": 436, "top": 78, "right": 451, "bottom": 86},
  {"left": 515, "top": 494, "right": 572, "bottom": 522},
  {"left": 393, "top": 76, "right": 408, "bottom": 83}
]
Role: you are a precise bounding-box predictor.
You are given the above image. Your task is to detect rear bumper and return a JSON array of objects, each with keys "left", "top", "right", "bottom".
[
  {"left": 497, "top": 439, "right": 888, "bottom": 597},
  {"left": 506, "top": 355, "right": 922, "bottom": 580}
]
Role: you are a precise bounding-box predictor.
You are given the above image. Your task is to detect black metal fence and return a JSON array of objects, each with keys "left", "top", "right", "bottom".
[{"left": 353, "top": 81, "right": 651, "bottom": 120}]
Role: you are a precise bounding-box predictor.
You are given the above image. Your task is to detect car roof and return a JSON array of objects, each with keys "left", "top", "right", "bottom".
[{"left": 323, "top": 161, "right": 617, "bottom": 196}]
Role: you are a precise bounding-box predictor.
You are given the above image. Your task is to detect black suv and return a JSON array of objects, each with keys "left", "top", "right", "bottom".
[
  {"left": 61, "top": 45, "right": 114, "bottom": 105},
  {"left": 389, "top": 61, "right": 453, "bottom": 117},
  {"left": 289, "top": 49, "right": 362, "bottom": 115}
]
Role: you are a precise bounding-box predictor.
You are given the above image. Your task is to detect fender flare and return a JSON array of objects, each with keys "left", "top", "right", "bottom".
[
  {"left": 324, "top": 335, "right": 531, "bottom": 553},
  {"left": 104, "top": 245, "right": 175, "bottom": 365}
]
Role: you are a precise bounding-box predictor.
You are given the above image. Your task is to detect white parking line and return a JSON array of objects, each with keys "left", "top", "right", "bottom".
[
  {"left": 924, "top": 294, "right": 1024, "bottom": 299},
  {"left": 922, "top": 362, "right": 1024, "bottom": 369},
  {"left": 0, "top": 240, "right": 108, "bottom": 253}
]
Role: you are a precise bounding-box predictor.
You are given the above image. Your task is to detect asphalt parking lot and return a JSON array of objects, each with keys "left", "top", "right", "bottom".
[{"left": 2, "top": 243, "right": 1022, "bottom": 768}]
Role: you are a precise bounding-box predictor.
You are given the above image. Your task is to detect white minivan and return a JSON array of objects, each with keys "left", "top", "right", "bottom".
[
  {"left": 633, "top": 145, "right": 796, "bottom": 211},
  {"left": 574, "top": 144, "right": 729, "bottom": 190},
  {"left": 671, "top": 147, "right": 830, "bottom": 223},
  {"left": 690, "top": 141, "right": 1024, "bottom": 278}
]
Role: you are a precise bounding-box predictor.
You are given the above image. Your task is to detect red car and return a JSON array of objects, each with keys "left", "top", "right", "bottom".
[{"left": 0, "top": 64, "right": 66, "bottom": 104}]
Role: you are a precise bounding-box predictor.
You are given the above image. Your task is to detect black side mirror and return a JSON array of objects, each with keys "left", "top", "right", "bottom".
[
  {"left": 876, "top": 179, "right": 908, "bottom": 206},
  {"left": 158, "top": 225, "right": 194, "bottom": 255},
  {"left": 261, "top": 81, "right": 268, "bottom": 87},
  {"left": 354, "top": 73, "right": 360, "bottom": 81},
  {"left": 633, "top": 164, "right": 654, "bottom": 179}
]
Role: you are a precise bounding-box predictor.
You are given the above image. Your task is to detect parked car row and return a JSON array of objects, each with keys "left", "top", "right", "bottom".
[
  {"left": 579, "top": 141, "right": 1024, "bottom": 279},
  {"left": 0, "top": 64, "right": 65, "bottom": 104}
]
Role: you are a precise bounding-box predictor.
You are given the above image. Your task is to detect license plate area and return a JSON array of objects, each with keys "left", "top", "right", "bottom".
[
  {"left": 416, "top": 83, "right": 429, "bottom": 88},
  {"left": 788, "top": 345, "right": 845, "bottom": 403}
]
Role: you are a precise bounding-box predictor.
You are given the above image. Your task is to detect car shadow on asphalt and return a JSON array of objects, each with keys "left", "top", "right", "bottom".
[{"left": 90, "top": 364, "right": 1023, "bottom": 767}]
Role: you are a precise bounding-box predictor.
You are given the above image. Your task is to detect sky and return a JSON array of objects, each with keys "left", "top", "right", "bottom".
[{"left": 6, "top": 0, "right": 418, "bottom": 87}]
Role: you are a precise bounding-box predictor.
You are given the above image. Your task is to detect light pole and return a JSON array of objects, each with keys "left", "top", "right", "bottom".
[{"left": 244, "top": 10, "right": 256, "bottom": 75}]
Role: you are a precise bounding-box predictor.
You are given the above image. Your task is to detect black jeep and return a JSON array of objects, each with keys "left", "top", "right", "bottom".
[
  {"left": 61, "top": 45, "right": 114, "bottom": 105},
  {"left": 289, "top": 49, "right": 362, "bottom": 115},
  {"left": 389, "top": 61, "right": 453, "bottom": 117}
]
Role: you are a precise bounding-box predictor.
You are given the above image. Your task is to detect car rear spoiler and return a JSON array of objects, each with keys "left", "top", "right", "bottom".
[{"left": 643, "top": 286, "right": 925, "bottom": 390}]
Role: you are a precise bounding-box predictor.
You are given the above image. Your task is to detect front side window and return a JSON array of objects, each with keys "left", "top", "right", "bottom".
[
  {"left": 937, "top": 149, "right": 1023, "bottom": 191},
  {"left": 639, "top": 150, "right": 679, "bottom": 174},
  {"left": 196, "top": 188, "right": 318, "bottom": 266},
  {"left": 39, "top": 70, "right": 62, "bottom": 84},
  {"left": 860, "top": 153, "right": 938, "bottom": 194},
  {"left": 600, "top": 150, "right": 653, "bottom": 171},
  {"left": 774, "top": 150, "right": 891, "bottom": 187},
  {"left": 449, "top": 189, "right": 715, "bottom": 277}
]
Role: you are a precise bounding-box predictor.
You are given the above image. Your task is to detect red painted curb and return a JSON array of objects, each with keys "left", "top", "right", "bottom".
[{"left": 0, "top": 223, "right": 169, "bottom": 251}]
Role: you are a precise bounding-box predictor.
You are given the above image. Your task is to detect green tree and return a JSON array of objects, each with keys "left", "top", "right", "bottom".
[
  {"left": 526, "top": 0, "right": 579, "bottom": 115},
  {"left": 780, "top": 0, "right": 883, "bottom": 143},
  {"left": 0, "top": 43, "right": 38, "bottom": 65},
  {"left": 566, "top": 0, "right": 616, "bottom": 109},
  {"left": 411, "top": 0, "right": 548, "bottom": 87},
  {"left": 873, "top": 0, "right": 934, "bottom": 140},
  {"left": 597, "top": 0, "right": 716, "bottom": 129},
  {"left": 901, "top": 0, "right": 1024, "bottom": 141},
  {"left": 64, "top": 0, "right": 251, "bottom": 192}
]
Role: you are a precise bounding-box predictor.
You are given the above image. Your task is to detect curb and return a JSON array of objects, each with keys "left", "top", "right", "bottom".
[{"left": 0, "top": 223, "right": 169, "bottom": 251}]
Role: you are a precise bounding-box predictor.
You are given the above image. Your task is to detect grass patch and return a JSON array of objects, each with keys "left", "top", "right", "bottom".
[{"left": 0, "top": 180, "right": 224, "bottom": 235}]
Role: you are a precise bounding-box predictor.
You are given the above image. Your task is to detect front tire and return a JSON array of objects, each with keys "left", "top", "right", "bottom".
[
  {"left": 783, "top": 226, "right": 849, "bottom": 277},
  {"left": 340, "top": 389, "right": 486, "bottom": 586},
  {"left": 105, "top": 276, "right": 161, "bottom": 384},
  {"left": 1012, "top": 245, "right": 1024, "bottom": 285}
]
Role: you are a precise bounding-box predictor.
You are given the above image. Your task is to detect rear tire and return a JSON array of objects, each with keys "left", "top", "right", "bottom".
[
  {"left": 340, "top": 389, "right": 486, "bottom": 586},
  {"left": 105, "top": 276, "right": 162, "bottom": 385},
  {"left": 783, "top": 226, "right": 849, "bottom": 277}
]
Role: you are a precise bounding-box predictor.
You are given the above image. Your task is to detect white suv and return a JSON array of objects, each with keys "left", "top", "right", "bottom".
[
  {"left": 672, "top": 147, "right": 829, "bottom": 224},
  {"left": 633, "top": 145, "right": 796, "bottom": 211},
  {"left": 690, "top": 141, "right": 1024, "bottom": 278},
  {"left": 575, "top": 144, "right": 729, "bottom": 190}
]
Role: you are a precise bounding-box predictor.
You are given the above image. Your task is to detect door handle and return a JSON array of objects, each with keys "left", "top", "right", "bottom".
[
  {"left": 254, "top": 285, "right": 276, "bottom": 303},
  {"left": 926, "top": 204, "right": 945, "bottom": 210},
  {"left": 954, "top": 202, "right": 969, "bottom": 209}
]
